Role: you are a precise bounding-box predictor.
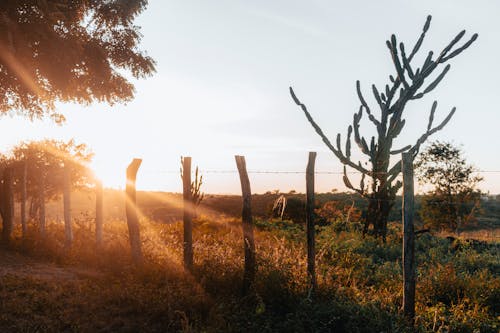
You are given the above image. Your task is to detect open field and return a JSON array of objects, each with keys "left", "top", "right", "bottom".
[{"left": 1, "top": 191, "right": 499, "bottom": 332}]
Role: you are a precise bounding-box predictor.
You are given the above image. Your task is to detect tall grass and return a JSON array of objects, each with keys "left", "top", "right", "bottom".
[{"left": 1, "top": 214, "right": 498, "bottom": 332}]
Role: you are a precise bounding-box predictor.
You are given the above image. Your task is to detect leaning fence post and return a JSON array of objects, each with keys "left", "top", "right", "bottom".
[
  {"left": 125, "top": 158, "right": 143, "bottom": 265},
  {"left": 63, "top": 162, "right": 73, "bottom": 248},
  {"left": 306, "top": 151, "right": 317, "bottom": 295},
  {"left": 95, "top": 179, "right": 103, "bottom": 247},
  {"left": 402, "top": 152, "right": 416, "bottom": 326},
  {"left": 182, "top": 156, "right": 193, "bottom": 271},
  {"left": 235, "top": 155, "right": 255, "bottom": 295}
]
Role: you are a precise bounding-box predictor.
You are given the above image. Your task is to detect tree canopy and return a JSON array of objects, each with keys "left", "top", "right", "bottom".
[
  {"left": 0, "top": 0, "right": 155, "bottom": 122},
  {"left": 290, "top": 15, "right": 478, "bottom": 239},
  {"left": 415, "top": 141, "right": 482, "bottom": 232}
]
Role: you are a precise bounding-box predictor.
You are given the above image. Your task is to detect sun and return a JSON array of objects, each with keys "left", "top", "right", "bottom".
[{"left": 90, "top": 160, "right": 125, "bottom": 189}]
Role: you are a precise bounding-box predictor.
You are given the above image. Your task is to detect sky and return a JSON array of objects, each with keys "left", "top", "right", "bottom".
[{"left": 0, "top": 0, "right": 499, "bottom": 194}]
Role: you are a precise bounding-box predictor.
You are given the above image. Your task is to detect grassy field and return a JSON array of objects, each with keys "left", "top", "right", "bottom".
[{"left": 1, "top": 190, "right": 498, "bottom": 332}]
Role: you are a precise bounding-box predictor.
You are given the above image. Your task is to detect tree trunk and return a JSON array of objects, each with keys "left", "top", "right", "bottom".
[
  {"left": 95, "top": 179, "right": 103, "bottom": 247},
  {"left": 39, "top": 169, "right": 46, "bottom": 238},
  {"left": 21, "top": 161, "right": 27, "bottom": 239},
  {"left": 125, "top": 158, "right": 142, "bottom": 265},
  {"left": 1, "top": 167, "right": 14, "bottom": 245},
  {"left": 305, "top": 152, "right": 317, "bottom": 295},
  {"left": 182, "top": 157, "right": 193, "bottom": 271},
  {"left": 63, "top": 162, "right": 73, "bottom": 248},
  {"left": 235, "top": 155, "right": 255, "bottom": 295},
  {"left": 364, "top": 191, "right": 394, "bottom": 241}
]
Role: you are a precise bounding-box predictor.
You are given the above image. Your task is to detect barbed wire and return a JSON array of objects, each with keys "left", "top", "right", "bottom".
[{"left": 139, "top": 169, "right": 500, "bottom": 175}]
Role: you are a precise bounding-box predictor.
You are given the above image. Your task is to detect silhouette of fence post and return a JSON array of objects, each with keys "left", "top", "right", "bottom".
[
  {"left": 1, "top": 167, "right": 14, "bottom": 245},
  {"left": 306, "top": 151, "right": 317, "bottom": 295},
  {"left": 235, "top": 155, "right": 255, "bottom": 295},
  {"left": 125, "top": 158, "right": 143, "bottom": 265},
  {"left": 402, "top": 152, "right": 416, "bottom": 326},
  {"left": 95, "top": 179, "right": 103, "bottom": 247},
  {"left": 63, "top": 162, "right": 73, "bottom": 248},
  {"left": 182, "top": 156, "right": 193, "bottom": 271}
]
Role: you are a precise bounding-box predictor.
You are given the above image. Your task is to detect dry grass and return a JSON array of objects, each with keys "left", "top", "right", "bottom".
[{"left": 0, "top": 213, "right": 498, "bottom": 332}]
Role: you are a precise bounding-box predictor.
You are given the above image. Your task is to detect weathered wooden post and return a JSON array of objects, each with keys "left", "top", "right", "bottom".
[
  {"left": 1, "top": 167, "right": 14, "bottom": 245},
  {"left": 125, "top": 158, "right": 143, "bottom": 265},
  {"left": 63, "top": 162, "right": 73, "bottom": 248},
  {"left": 235, "top": 155, "right": 255, "bottom": 295},
  {"left": 95, "top": 179, "right": 103, "bottom": 247},
  {"left": 39, "top": 166, "right": 46, "bottom": 238},
  {"left": 21, "top": 160, "right": 27, "bottom": 239},
  {"left": 182, "top": 157, "right": 193, "bottom": 271},
  {"left": 402, "top": 152, "right": 416, "bottom": 326},
  {"left": 306, "top": 151, "right": 317, "bottom": 295}
]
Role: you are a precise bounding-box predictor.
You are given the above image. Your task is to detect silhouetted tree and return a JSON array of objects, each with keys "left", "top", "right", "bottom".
[
  {"left": 415, "top": 141, "right": 482, "bottom": 233},
  {"left": 9, "top": 139, "right": 93, "bottom": 220},
  {"left": 0, "top": 0, "right": 155, "bottom": 121},
  {"left": 290, "top": 15, "right": 478, "bottom": 240}
]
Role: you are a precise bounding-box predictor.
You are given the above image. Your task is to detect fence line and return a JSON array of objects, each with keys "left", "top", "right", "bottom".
[{"left": 137, "top": 169, "right": 500, "bottom": 175}]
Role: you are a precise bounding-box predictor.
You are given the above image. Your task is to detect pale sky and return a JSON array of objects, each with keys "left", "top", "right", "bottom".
[{"left": 1, "top": 0, "right": 499, "bottom": 194}]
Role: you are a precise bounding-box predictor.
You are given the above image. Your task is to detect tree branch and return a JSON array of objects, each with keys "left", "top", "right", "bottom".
[{"left": 290, "top": 87, "right": 370, "bottom": 175}]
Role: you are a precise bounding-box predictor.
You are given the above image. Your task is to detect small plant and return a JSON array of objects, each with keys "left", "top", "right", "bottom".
[{"left": 180, "top": 157, "right": 205, "bottom": 218}]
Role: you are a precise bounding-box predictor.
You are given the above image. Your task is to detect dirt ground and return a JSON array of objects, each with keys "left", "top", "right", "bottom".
[{"left": 0, "top": 250, "right": 102, "bottom": 281}]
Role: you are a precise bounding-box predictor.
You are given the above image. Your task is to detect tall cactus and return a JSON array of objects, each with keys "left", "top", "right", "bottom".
[{"left": 290, "top": 15, "right": 477, "bottom": 240}]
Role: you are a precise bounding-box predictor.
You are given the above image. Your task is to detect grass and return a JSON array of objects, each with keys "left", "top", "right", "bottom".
[{"left": 0, "top": 212, "right": 498, "bottom": 332}]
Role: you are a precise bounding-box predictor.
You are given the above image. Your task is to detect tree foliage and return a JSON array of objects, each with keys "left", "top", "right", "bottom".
[
  {"left": 290, "top": 15, "right": 478, "bottom": 239},
  {"left": 415, "top": 141, "right": 482, "bottom": 232},
  {"left": 2, "top": 139, "right": 93, "bottom": 219},
  {"left": 0, "top": 0, "right": 155, "bottom": 121}
]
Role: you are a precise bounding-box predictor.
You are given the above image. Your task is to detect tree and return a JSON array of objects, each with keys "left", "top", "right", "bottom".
[
  {"left": 415, "top": 141, "right": 482, "bottom": 233},
  {"left": 290, "top": 15, "right": 478, "bottom": 240},
  {"left": 0, "top": 0, "right": 155, "bottom": 121},
  {"left": 9, "top": 139, "right": 93, "bottom": 219}
]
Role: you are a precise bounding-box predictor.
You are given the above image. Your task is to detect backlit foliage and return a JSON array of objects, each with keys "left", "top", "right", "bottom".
[{"left": 0, "top": 0, "right": 155, "bottom": 121}]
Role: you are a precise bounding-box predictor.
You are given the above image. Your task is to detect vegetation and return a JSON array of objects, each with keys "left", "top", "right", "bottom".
[
  {"left": 0, "top": 205, "right": 497, "bottom": 332},
  {"left": 290, "top": 15, "right": 478, "bottom": 240},
  {"left": 0, "top": 0, "right": 155, "bottom": 121},
  {"left": 8, "top": 139, "right": 94, "bottom": 213},
  {"left": 416, "top": 141, "right": 483, "bottom": 233}
]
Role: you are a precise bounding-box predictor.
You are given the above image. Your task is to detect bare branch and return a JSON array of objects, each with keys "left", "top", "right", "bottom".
[
  {"left": 440, "top": 33, "right": 478, "bottom": 63},
  {"left": 290, "top": 87, "right": 370, "bottom": 174},
  {"left": 387, "top": 35, "right": 410, "bottom": 89},
  {"left": 408, "top": 15, "right": 432, "bottom": 62},
  {"left": 343, "top": 165, "right": 365, "bottom": 195},
  {"left": 409, "top": 106, "right": 456, "bottom": 157},
  {"left": 422, "top": 64, "right": 451, "bottom": 95},
  {"left": 437, "top": 30, "right": 465, "bottom": 62},
  {"left": 399, "top": 43, "right": 414, "bottom": 80},
  {"left": 427, "top": 101, "right": 437, "bottom": 131},
  {"left": 390, "top": 145, "right": 411, "bottom": 155}
]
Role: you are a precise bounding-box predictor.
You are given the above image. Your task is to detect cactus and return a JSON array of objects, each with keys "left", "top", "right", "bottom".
[
  {"left": 180, "top": 157, "right": 204, "bottom": 218},
  {"left": 290, "top": 15, "right": 478, "bottom": 240}
]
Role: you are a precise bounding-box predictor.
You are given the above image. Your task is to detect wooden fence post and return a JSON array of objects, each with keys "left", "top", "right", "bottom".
[
  {"left": 1, "top": 167, "right": 14, "bottom": 245},
  {"left": 21, "top": 160, "right": 27, "bottom": 239},
  {"left": 95, "top": 179, "right": 103, "bottom": 247},
  {"left": 39, "top": 167, "right": 46, "bottom": 238},
  {"left": 126, "top": 158, "right": 143, "bottom": 265},
  {"left": 402, "top": 152, "right": 416, "bottom": 326},
  {"left": 182, "top": 156, "right": 193, "bottom": 271},
  {"left": 235, "top": 155, "right": 255, "bottom": 295},
  {"left": 63, "top": 162, "right": 73, "bottom": 248},
  {"left": 306, "top": 151, "right": 317, "bottom": 295}
]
